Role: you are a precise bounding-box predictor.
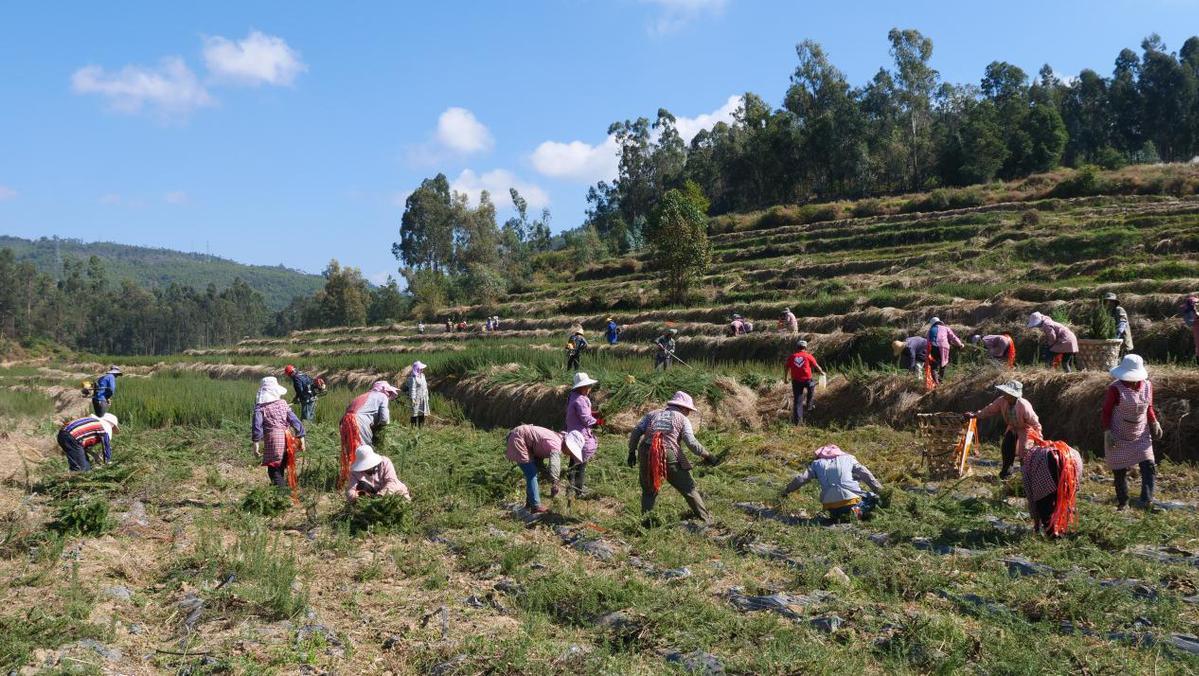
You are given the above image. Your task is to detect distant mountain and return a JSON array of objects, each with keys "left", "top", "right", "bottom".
[{"left": 1, "top": 235, "right": 324, "bottom": 310}]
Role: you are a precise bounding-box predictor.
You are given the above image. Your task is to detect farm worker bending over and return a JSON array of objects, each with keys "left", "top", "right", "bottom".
[
  {"left": 963, "top": 380, "right": 1042, "bottom": 480},
  {"left": 338, "top": 380, "right": 398, "bottom": 490},
  {"left": 785, "top": 339, "right": 825, "bottom": 426},
  {"left": 406, "top": 361, "right": 429, "bottom": 428},
  {"left": 779, "top": 444, "right": 883, "bottom": 520},
  {"left": 1180, "top": 294, "right": 1198, "bottom": 361},
  {"left": 627, "top": 391, "right": 716, "bottom": 525},
  {"left": 926, "top": 318, "right": 963, "bottom": 385},
  {"left": 506, "top": 425, "right": 584, "bottom": 514},
  {"left": 1103, "top": 292, "right": 1134, "bottom": 353},
  {"left": 1027, "top": 312, "right": 1079, "bottom": 372},
  {"left": 970, "top": 334, "right": 1016, "bottom": 368},
  {"left": 345, "top": 445, "right": 411, "bottom": 503},
  {"left": 284, "top": 364, "right": 318, "bottom": 421},
  {"left": 566, "top": 329, "right": 588, "bottom": 371},
  {"left": 1021, "top": 436, "right": 1083, "bottom": 537},
  {"left": 1102, "top": 355, "right": 1163, "bottom": 511},
  {"left": 655, "top": 329, "right": 679, "bottom": 371},
  {"left": 893, "top": 336, "right": 928, "bottom": 374},
  {"left": 605, "top": 317, "right": 621, "bottom": 345},
  {"left": 252, "top": 377, "right": 306, "bottom": 489},
  {"left": 57, "top": 413, "right": 118, "bottom": 472},
  {"left": 565, "top": 372, "right": 601, "bottom": 496},
  {"left": 728, "top": 314, "right": 746, "bottom": 337},
  {"left": 780, "top": 307, "right": 799, "bottom": 335},
  {"left": 91, "top": 365, "right": 121, "bottom": 417}
]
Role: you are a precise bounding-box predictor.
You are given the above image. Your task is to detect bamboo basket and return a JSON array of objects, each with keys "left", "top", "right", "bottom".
[
  {"left": 1076, "top": 338, "right": 1123, "bottom": 371},
  {"left": 915, "top": 413, "right": 977, "bottom": 479}
]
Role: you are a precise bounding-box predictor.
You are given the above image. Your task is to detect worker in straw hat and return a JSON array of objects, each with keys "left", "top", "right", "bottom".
[
  {"left": 338, "top": 380, "right": 400, "bottom": 490},
  {"left": 283, "top": 364, "right": 319, "bottom": 421},
  {"left": 605, "top": 317, "right": 621, "bottom": 345},
  {"left": 779, "top": 307, "right": 798, "bottom": 335},
  {"left": 963, "top": 380, "right": 1042, "bottom": 480},
  {"left": 252, "top": 377, "right": 307, "bottom": 489},
  {"left": 1103, "top": 292, "right": 1133, "bottom": 354},
  {"left": 926, "top": 318, "right": 963, "bottom": 385},
  {"left": 505, "top": 425, "right": 585, "bottom": 514},
  {"left": 1027, "top": 312, "right": 1079, "bottom": 372},
  {"left": 627, "top": 391, "right": 717, "bottom": 525},
  {"left": 57, "top": 413, "right": 119, "bottom": 472},
  {"left": 654, "top": 328, "right": 679, "bottom": 371},
  {"left": 1102, "top": 354, "right": 1163, "bottom": 511},
  {"left": 406, "top": 361, "right": 429, "bottom": 428},
  {"left": 565, "top": 328, "right": 588, "bottom": 371},
  {"left": 345, "top": 445, "right": 411, "bottom": 503},
  {"left": 91, "top": 365, "right": 122, "bottom": 417},
  {"left": 778, "top": 444, "right": 884, "bottom": 520},
  {"left": 970, "top": 334, "right": 1016, "bottom": 368},
  {"left": 784, "top": 339, "right": 825, "bottom": 426},
  {"left": 565, "top": 372, "right": 602, "bottom": 496},
  {"left": 893, "top": 335, "right": 929, "bottom": 375}
]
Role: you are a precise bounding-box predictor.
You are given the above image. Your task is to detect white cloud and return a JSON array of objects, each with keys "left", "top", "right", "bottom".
[
  {"left": 641, "top": 0, "right": 727, "bottom": 34},
  {"left": 203, "top": 30, "right": 306, "bottom": 86},
  {"left": 451, "top": 169, "right": 549, "bottom": 211},
  {"left": 0, "top": 186, "right": 17, "bottom": 201},
  {"left": 674, "top": 94, "right": 741, "bottom": 144},
  {"left": 72, "top": 57, "right": 214, "bottom": 117},
  {"left": 530, "top": 136, "right": 620, "bottom": 184},
  {"left": 98, "top": 193, "right": 122, "bottom": 205},
  {"left": 164, "top": 190, "right": 189, "bottom": 205},
  {"left": 436, "top": 107, "right": 493, "bottom": 154}
]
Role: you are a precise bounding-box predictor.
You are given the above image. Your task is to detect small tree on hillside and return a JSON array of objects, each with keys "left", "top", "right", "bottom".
[{"left": 648, "top": 185, "right": 711, "bottom": 304}]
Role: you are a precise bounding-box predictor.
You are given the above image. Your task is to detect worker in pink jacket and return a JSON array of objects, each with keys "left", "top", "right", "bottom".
[
  {"left": 926, "top": 317, "right": 964, "bottom": 384},
  {"left": 1027, "top": 312, "right": 1079, "bottom": 372},
  {"left": 964, "top": 380, "right": 1043, "bottom": 480},
  {"left": 345, "top": 445, "right": 411, "bottom": 503}
]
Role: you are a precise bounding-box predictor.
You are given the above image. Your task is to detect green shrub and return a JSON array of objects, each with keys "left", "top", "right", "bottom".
[
  {"left": 241, "top": 485, "right": 291, "bottom": 517},
  {"left": 852, "top": 198, "right": 884, "bottom": 218},
  {"left": 49, "top": 498, "right": 111, "bottom": 536},
  {"left": 1019, "top": 210, "right": 1041, "bottom": 227},
  {"left": 1087, "top": 303, "right": 1116, "bottom": 340},
  {"left": 343, "top": 494, "right": 413, "bottom": 535},
  {"left": 799, "top": 203, "right": 840, "bottom": 223},
  {"left": 1052, "top": 165, "right": 1102, "bottom": 198},
  {"left": 1094, "top": 147, "right": 1127, "bottom": 170}
]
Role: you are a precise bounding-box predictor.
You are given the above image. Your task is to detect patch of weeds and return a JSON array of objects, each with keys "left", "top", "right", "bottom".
[
  {"left": 0, "top": 609, "right": 109, "bottom": 671},
  {"left": 204, "top": 466, "right": 230, "bottom": 491},
  {"left": 240, "top": 485, "right": 291, "bottom": 517},
  {"left": 354, "top": 556, "right": 385, "bottom": 583},
  {"left": 517, "top": 566, "right": 650, "bottom": 627},
  {"left": 391, "top": 545, "right": 442, "bottom": 578},
  {"left": 62, "top": 562, "right": 95, "bottom": 621},
  {"left": 298, "top": 456, "right": 338, "bottom": 492},
  {"left": 338, "top": 494, "right": 414, "bottom": 535},
  {"left": 49, "top": 497, "right": 112, "bottom": 536}
]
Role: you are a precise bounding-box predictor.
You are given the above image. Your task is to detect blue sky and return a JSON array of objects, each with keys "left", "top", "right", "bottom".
[{"left": 1, "top": 0, "right": 1196, "bottom": 284}]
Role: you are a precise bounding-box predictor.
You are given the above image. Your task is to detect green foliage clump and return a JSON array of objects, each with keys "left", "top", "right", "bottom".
[
  {"left": 648, "top": 185, "right": 711, "bottom": 304},
  {"left": 49, "top": 497, "right": 112, "bottom": 536},
  {"left": 1087, "top": 303, "right": 1117, "bottom": 340},
  {"left": 342, "top": 494, "right": 414, "bottom": 535},
  {"left": 241, "top": 485, "right": 291, "bottom": 517},
  {"left": 1052, "top": 165, "right": 1102, "bottom": 197},
  {"left": 852, "top": 198, "right": 884, "bottom": 217}
]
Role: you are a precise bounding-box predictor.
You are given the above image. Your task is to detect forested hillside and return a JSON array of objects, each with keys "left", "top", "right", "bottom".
[{"left": 0, "top": 236, "right": 323, "bottom": 310}]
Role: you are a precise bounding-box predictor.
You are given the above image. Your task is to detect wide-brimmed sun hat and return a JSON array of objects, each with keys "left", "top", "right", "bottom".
[
  {"left": 1027, "top": 312, "right": 1045, "bottom": 328},
  {"left": 929, "top": 317, "right": 942, "bottom": 326},
  {"left": 668, "top": 328, "right": 678, "bottom": 335},
  {"left": 1110, "top": 354, "right": 1149, "bottom": 382},
  {"left": 107, "top": 365, "right": 122, "bottom": 375},
  {"left": 891, "top": 340, "right": 905, "bottom": 356},
  {"left": 257, "top": 377, "right": 288, "bottom": 404},
  {"left": 1103, "top": 291, "right": 1118, "bottom": 301},
  {"left": 351, "top": 445, "right": 384, "bottom": 472},
  {"left": 562, "top": 430, "right": 585, "bottom": 463},
  {"left": 995, "top": 380, "right": 1023, "bottom": 398},
  {"left": 412, "top": 361, "right": 427, "bottom": 374},
  {"left": 571, "top": 372, "right": 599, "bottom": 390},
  {"left": 666, "top": 391, "right": 697, "bottom": 412},
  {"left": 99, "top": 413, "right": 119, "bottom": 436}
]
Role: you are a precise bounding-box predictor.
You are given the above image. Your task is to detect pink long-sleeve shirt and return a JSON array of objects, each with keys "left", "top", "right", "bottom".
[
  {"left": 505, "top": 425, "right": 563, "bottom": 464},
  {"left": 565, "top": 391, "right": 598, "bottom": 461},
  {"left": 346, "top": 456, "right": 410, "bottom": 502},
  {"left": 975, "top": 395, "right": 1043, "bottom": 460},
  {"left": 928, "top": 324, "right": 964, "bottom": 366},
  {"left": 1036, "top": 318, "right": 1079, "bottom": 353}
]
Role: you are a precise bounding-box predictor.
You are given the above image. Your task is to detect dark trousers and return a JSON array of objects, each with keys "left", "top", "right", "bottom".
[
  {"left": 929, "top": 347, "right": 945, "bottom": 383},
  {"left": 999, "top": 431, "right": 1017, "bottom": 478},
  {"left": 266, "top": 465, "right": 288, "bottom": 489},
  {"left": 655, "top": 353, "right": 671, "bottom": 371},
  {"left": 92, "top": 398, "right": 109, "bottom": 417},
  {"left": 1042, "top": 348, "right": 1077, "bottom": 373},
  {"left": 1115, "top": 460, "right": 1156, "bottom": 507},
  {"left": 57, "top": 429, "right": 91, "bottom": 472},
  {"left": 1033, "top": 494, "right": 1057, "bottom": 530},
  {"left": 639, "top": 451, "right": 711, "bottom": 523},
  {"left": 566, "top": 353, "right": 581, "bottom": 370},
  {"left": 410, "top": 414, "right": 426, "bottom": 428},
  {"left": 791, "top": 379, "right": 815, "bottom": 425},
  {"left": 299, "top": 399, "right": 316, "bottom": 421},
  {"left": 568, "top": 458, "right": 587, "bottom": 494}
]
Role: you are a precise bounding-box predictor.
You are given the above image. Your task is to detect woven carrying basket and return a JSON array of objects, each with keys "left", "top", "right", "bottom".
[
  {"left": 1076, "top": 338, "right": 1123, "bottom": 371},
  {"left": 916, "top": 413, "right": 977, "bottom": 479}
]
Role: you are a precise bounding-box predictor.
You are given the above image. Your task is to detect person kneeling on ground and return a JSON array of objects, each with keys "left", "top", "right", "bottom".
[
  {"left": 346, "top": 445, "right": 411, "bottom": 503},
  {"left": 1021, "top": 435, "right": 1083, "bottom": 537},
  {"left": 963, "top": 380, "right": 1042, "bottom": 480},
  {"left": 778, "top": 444, "right": 883, "bottom": 520},
  {"left": 627, "top": 391, "right": 716, "bottom": 525},
  {"left": 57, "top": 413, "right": 119, "bottom": 472},
  {"left": 505, "top": 425, "right": 584, "bottom": 514},
  {"left": 252, "top": 377, "right": 307, "bottom": 489}
]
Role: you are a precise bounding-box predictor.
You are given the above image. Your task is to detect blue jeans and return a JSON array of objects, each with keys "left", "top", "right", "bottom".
[
  {"left": 299, "top": 399, "right": 316, "bottom": 421},
  {"left": 57, "top": 429, "right": 91, "bottom": 472},
  {"left": 519, "top": 462, "right": 540, "bottom": 508}
]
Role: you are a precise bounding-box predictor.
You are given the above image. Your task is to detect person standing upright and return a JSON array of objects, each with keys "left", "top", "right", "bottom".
[
  {"left": 627, "top": 392, "right": 716, "bottom": 524},
  {"left": 284, "top": 364, "right": 318, "bottom": 421},
  {"left": 1180, "top": 294, "right": 1198, "bottom": 362},
  {"left": 1103, "top": 292, "right": 1134, "bottom": 354},
  {"left": 406, "top": 361, "right": 429, "bottom": 428},
  {"left": 655, "top": 328, "right": 679, "bottom": 370},
  {"left": 565, "top": 329, "right": 588, "bottom": 370},
  {"left": 564, "top": 372, "right": 601, "bottom": 496},
  {"left": 784, "top": 339, "right": 825, "bottom": 425},
  {"left": 1102, "top": 355, "right": 1163, "bottom": 510},
  {"left": 605, "top": 317, "right": 621, "bottom": 345},
  {"left": 252, "top": 377, "right": 307, "bottom": 490},
  {"left": 91, "top": 365, "right": 121, "bottom": 417},
  {"left": 963, "top": 380, "right": 1043, "bottom": 480}
]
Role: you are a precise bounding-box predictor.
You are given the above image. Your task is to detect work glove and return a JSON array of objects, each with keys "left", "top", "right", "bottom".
[
  {"left": 1103, "top": 430, "right": 1115, "bottom": 454},
  {"left": 626, "top": 451, "right": 637, "bottom": 468},
  {"left": 1151, "top": 421, "right": 1163, "bottom": 439}
]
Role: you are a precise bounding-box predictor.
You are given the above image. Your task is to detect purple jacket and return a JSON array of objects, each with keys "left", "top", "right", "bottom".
[
  {"left": 565, "top": 390, "right": 598, "bottom": 461},
  {"left": 927, "top": 324, "right": 964, "bottom": 366}
]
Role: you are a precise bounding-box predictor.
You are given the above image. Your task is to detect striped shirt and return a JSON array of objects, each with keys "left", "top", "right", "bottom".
[{"left": 62, "top": 416, "right": 112, "bottom": 462}]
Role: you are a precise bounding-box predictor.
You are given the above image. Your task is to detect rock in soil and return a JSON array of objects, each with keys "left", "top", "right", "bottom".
[
  {"left": 724, "top": 587, "right": 833, "bottom": 620},
  {"left": 665, "top": 649, "right": 725, "bottom": 674}
]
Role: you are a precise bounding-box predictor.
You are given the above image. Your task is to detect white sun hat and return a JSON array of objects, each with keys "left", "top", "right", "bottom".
[
  {"left": 256, "top": 376, "right": 288, "bottom": 405},
  {"left": 994, "top": 380, "right": 1024, "bottom": 398},
  {"left": 1027, "top": 312, "right": 1045, "bottom": 328},
  {"left": 1110, "top": 354, "right": 1149, "bottom": 382},
  {"left": 562, "top": 430, "right": 585, "bottom": 463},
  {"left": 351, "top": 445, "right": 384, "bottom": 472},
  {"left": 571, "top": 372, "right": 599, "bottom": 390}
]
